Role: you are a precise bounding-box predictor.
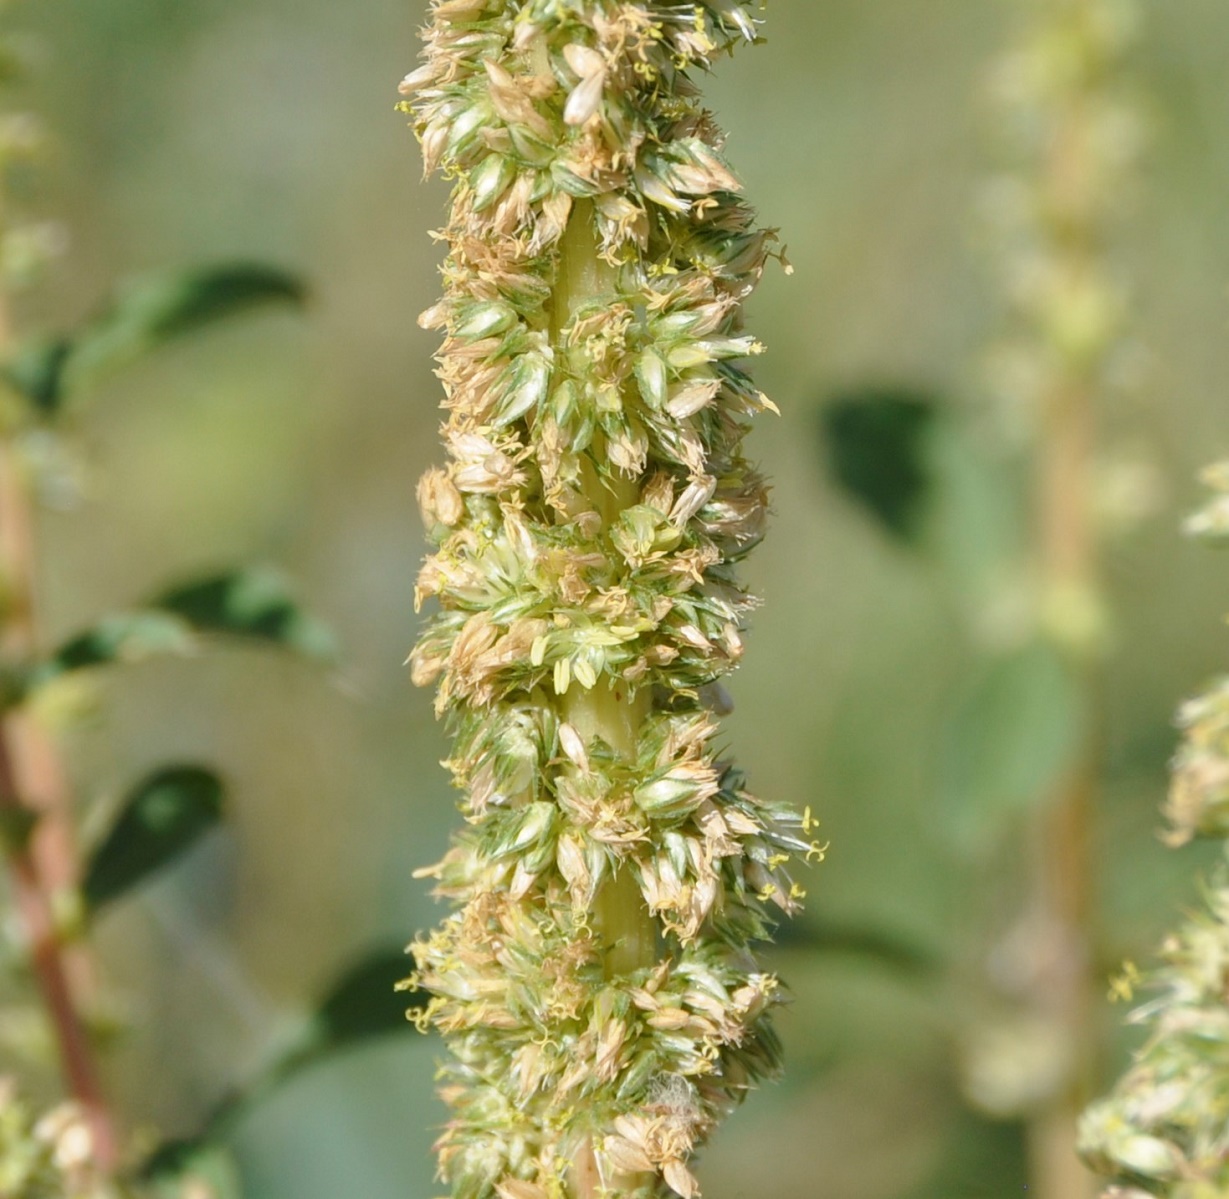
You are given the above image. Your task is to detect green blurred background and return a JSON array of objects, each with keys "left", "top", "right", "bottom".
[{"left": 7, "top": 0, "right": 1229, "bottom": 1195}]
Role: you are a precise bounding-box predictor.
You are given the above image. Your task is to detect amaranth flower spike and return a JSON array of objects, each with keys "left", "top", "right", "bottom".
[
  {"left": 398, "top": 2, "right": 815, "bottom": 1198},
  {"left": 1079, "top": 464, "right": 1229, "bottom": 1199}
]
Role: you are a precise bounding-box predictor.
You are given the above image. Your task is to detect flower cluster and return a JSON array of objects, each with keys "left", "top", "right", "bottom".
[
  {"left": 1165, "top": 678, "right": 1229, "bottom": 849},
  {"left": 400, "top": 3, "right": 813, "bottom": 1197},
  {"left": 1079, "top": 465, "right": 1229, "bottom": 1197},
  {"left": 981, "top": 0, "right": 1143, "bottom": 452},
  {"left": 0, "top": 1081, "right": 136, "bottom": 1199},
  {"left": 1079, "top": 886, "right": 1229, "bottom": 1198}
]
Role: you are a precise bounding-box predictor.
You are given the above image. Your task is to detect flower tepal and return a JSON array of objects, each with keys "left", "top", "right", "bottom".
[{"left": 399, "top": 3, "right": 811, "bottom": 1198}]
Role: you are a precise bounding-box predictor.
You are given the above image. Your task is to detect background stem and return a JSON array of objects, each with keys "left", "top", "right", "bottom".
[
  {"left": 1018, "top": 18, "right": 1110, "bottom": 1190},
  {"left": 1028, "top": 282, "right": 1102, "bottom": 1199},
  {"left": 1027, "top": 380, "right": 1100, "bottom": 1199}
]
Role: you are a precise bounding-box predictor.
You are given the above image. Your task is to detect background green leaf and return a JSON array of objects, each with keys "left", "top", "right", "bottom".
[
  {"left": 311, "top": 946, "right": 421, "bottom": 1050},
  {"left": 44, "top": 611, "right": 196, "bottom": 679},
  {"left": 3, "top": 263, "right": 305, "bottom": 416},
  {"left": 36, "top": 569, "right": 333, "bottom": 691},
  {"left": 820, "top": 388, "right": 939, "bottom": 544},
  {"left": 4, "top": 337, "right": 72, "bottom": 415},
  {"left": 775, "top": 919, "right": 944, "bottom": 978},
  {"left": 146, "top": 1144, "right": 243, "bottom": 1199},
  {"left": 142, "top": 947, "right": 424, "bottom": 1180},
  {"left": 84, "top": 766, "right": 225, "bottom": 911},
  {"left": 924, "top": 414, "right": 1026, "bottom": 621},
  {"left": 153, "top": 568, "right": 337, "bottom": 661},
  {"left": 938, "top": 641, "right": 1085, "bottom": 852}
]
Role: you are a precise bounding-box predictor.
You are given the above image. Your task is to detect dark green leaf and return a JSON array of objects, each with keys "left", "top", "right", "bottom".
[
  {"left": 43, "top": 611, "right": 196, "bottom": 679},
  {"left": 774, "top": 919, "right": 943, "bottom": 977},
  {"left": 939, "top": 641, "right": 1084, "bottom": 852},
  {"left": 3, "top": 337, "right": 72, "bottom": 415},
  {"left": 68, "top": 263, "right": 306, "bottom": 385},
  {"left": 153, "top": 568, "right": 336, "bottom": 661},
  {"left": 820, "top": 388, "right": 938, "bottom": 543},
  {"left": 141, "top": 946, "right": 425, "bottom": 1179},
  {"left": 84, "top": 766, "right": 225, "bottom": 911},
  {"left": 142, "top": 1141, "right": 242, "bottom": 1197},
  {"left": 3, "top": 263, "right": 305, "bottom": 416},
  {"left": 314, "top": 946, "right": 423, "bottom": 1049},
  {"left": 33, "top": 572, "right": 331, "bottom": 693},
  {"left": 245, "top": 947, "right": 427, "bottom": 1099}
]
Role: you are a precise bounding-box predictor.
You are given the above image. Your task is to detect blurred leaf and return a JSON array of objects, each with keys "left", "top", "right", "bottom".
[
  {"left": 898, "top": 1106, "right": 1027, "bottom": 1199},
  {"left": 926, "top": 416, "right": 1026, "bottom": 620},
  {"left": 312, "top": 946, "right": 420, "bottom": 1049},
  {"left": 142, "top": 946, "right": 424, "bottom": 1179},
  {"left": 3, "top": 263, "right": 305, "bottom": 416},
  {"left": 143, "top": 1141, "right": 243, "bottom": 1197},
  {"left": 819, "top": 388, "right": 1026, "bottom": 637},
  {"left": 84, "top": 766, "right": 224, "bottom": 911},
  {"left": 38, "top": 570, "right": 332, "bottom": 688},
  {"left": 153, "top": 568, "right": 336, "bottom": 661},
  {"left": 939, "top": 641, "right": 1084, "bottom": 852},
  {"left": 775, "top": 919, "right": 943, "bottom": 977},
  {"left": 4, "top": 337, "right": 72, "bottom": 415},
  {"left": 820, "top": 388, "right": 938, "bottom": 543},
  {"left": 44, "top": 611, "right": 196, "bottom": 679}
]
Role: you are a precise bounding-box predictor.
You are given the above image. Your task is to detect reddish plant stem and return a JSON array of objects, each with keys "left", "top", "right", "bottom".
[
  {"left": 0, "top": 312, "right": 119, "bottom": 1165},
  {"left": 0, "top": 729, "right": 118, "bottom": 1168}
]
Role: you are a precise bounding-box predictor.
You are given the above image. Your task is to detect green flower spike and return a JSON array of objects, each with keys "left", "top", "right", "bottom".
[
  {"left": 399, "top": 3, "right": 812, "bottom": 1198},
  {"left": 1080, "top": 463, "right": 1229, "bottom": 1199}
]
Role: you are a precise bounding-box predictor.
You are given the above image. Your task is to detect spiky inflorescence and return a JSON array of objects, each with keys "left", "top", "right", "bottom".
[
  {"left": 1079, "top": 464, "right": 1229, "bottom": 1199},
  {"left": 399, "top": 3, "right": 813, "bottom": 1198}
]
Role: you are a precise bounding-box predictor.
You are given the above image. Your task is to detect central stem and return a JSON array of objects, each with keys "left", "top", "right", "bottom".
[
  {"left": 564, "top": 684, "right": 655, "bottom": 980},
  {"left": 553, "top": 202, "right": 657, "bottom": 1198}
]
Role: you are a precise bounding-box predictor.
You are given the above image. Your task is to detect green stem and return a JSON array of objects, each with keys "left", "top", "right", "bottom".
[
  {"left": 552, "top": 202, "right": 657, "bottom": 1198},
  {"left": 564, "top": 683, "right": 655, "bottom": 980}
]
